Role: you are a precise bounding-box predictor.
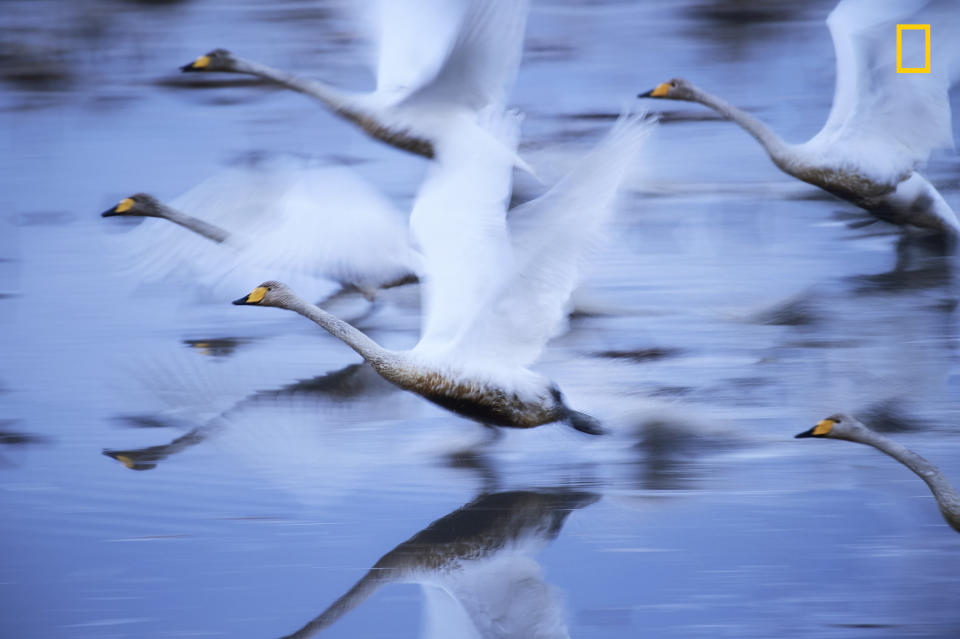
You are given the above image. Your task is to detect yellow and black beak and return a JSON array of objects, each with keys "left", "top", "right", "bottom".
[
  {"left": 232, "top": 286, "right": 267, "bottom": 306},
  {"left": 103, "top": 450, "right": 157, "bottom": 471},
  {"left": 180, "top": 54, "right": 211, "bottom": 72},
  {"left": 795, "top": 418, "right": 835, "bottom": 439},
  {"left": 101, "top": 197, "right": 134, "bottom": 217},
  {"left": 638, "top": 82, "right": 671, "bottom": 98}
]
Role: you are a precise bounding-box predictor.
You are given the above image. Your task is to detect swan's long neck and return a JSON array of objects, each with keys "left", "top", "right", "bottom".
[
  {"left": 688, "top": 86, "right": 792, "bottom": 168},
  {"left": 285, "top": 296, "right": 397, "bottom": 367},
  {"left": 229, "top": 58, "right": 435, "bottom": 158},
  {"left": 279, "top": 569, "right": 393, "bottom": 639},
  {"left": 857, "top": 429, "right": 960, "bottom": 532},
  {"left": 159, "top": 204, "right": 229, "bottom": 244},
  {"left": 231, "top": 57, "right": 357, "bottom": 114}
]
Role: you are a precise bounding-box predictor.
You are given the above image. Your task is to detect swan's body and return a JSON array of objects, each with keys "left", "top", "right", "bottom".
[
  {"left": 181, "top": 0, "right": 529, "bottom": 162},
  {"left": 234, "top": 280, "right": 595, "bottom": 431},
  {"left": 640, "top": 0, "right": 959, "bottom": 235},
  {"left": 797, "top": 413, "right": 960, "bottom": 533},
  {"left": 234, "top": 111, "right": 655, "bottom": 431},
  {"left": 279, "top": 489, "right": 596, "bottom": 639},
  {"left": 102, "top": 160, "right": 421, "bottom": 300}
]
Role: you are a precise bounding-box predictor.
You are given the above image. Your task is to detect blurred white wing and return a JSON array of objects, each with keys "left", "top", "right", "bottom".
[
  {"left": 424, "top": 556, "right": 570, "bottom": 639},
  {"left": 447, "top": 113, "right": 656, "bottom": 369},
  {"left": 113, "top": 157, "right": 418, "bottom": 297},
  {"left": 115, "top": 161, "right": 292, "bottom": 290},
  {"left": 230, "top": 164, "right": 420, "bottom": 291},
  {"left": 410, "top": 110, "right": 520, "bottom": 355},
  {"left": 399, "top": 0, "right": 530, "bottom": 111},
  {"left": 812, "top": 0, "right": 957, "bottom": 176},
  {"left": 371, "top": 0, "right": 465, "bottom": 96}
]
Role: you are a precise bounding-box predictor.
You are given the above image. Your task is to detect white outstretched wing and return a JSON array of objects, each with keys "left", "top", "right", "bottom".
[
  {"left": 113, "top": 160, "right": 299, "bottom": 291},
  {"left": 229, "top": 164, "right": 420, "bottom": 291},
  {"left": 813, "top": 0, "right": 957, "bottom": 177},
  {"left": 371, "top": 0, "right": 465, "bottom": 96},
  {"left": 423, "top": 555, "right": 569, "bottom": 639},
  {"left": 111, "top": 157, "right": 417, "bottom": 297},
  {"left": 446, "top": 113, "right": 656, "bottom": 369},
  {"left": 400, "top": 0, "right": 530, "bottom": 111},
  {"left": 410, "top": 109, "right": 520, "bottom": 356}
]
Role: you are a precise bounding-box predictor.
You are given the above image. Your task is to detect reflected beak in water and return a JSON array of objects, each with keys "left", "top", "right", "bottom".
[{"left": 180, "top": 55, "right": 210, "bottom": 72}]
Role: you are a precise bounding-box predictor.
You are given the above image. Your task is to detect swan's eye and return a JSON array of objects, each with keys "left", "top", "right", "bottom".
[{"left": 670, "top": 81, "right": 677, "bottom": 87}]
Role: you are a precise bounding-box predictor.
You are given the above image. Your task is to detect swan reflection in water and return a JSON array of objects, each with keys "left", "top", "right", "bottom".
[
  {"left": 279, "top": 489, "right": 598, "bottom": 639},
  {"left": 103, "top": 362, "right": 399, "bottom": 471}
]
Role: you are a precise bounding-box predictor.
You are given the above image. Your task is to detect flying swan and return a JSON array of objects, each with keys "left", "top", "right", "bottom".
[
  {"left": 101, "top": 159, "right": 421, "bottom": 300},
  {"left": 640, "top": 0, "right": 960, "bottom": 234},
  {"left": 234, "top": 110, "right": 655, "bottom": 433},
  {"left": 181, "top": 0, "right": 529, "bottom": 164}
]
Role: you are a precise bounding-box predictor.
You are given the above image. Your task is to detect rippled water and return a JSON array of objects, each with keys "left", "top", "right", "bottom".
[{"left": 2, "top": 1, "right": 960, "bottom": 637}]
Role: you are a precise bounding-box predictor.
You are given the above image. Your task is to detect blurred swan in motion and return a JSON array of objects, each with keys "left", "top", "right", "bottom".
[
  {"left": 234, "top": 110, "right": 656, "bottom": 432},
  {"left": 101, "top": 159, "right": 421, "bottom": 300},
  {"left": 181, "top": 0, "right": 529, "bottom": 163},
  {"left": 640, "top": 0, "right": 960, "bottom": 235},
  {"left": 797, "top": 413, "right": 960, "bottom": 533},
  {"left": 278, "top": 489, "right": 597, "bottom": 639}
]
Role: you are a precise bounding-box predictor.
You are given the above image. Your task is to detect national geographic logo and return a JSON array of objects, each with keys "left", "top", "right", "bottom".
[{"left": 896, "top": 24, "right": 931, "bottom": 73}]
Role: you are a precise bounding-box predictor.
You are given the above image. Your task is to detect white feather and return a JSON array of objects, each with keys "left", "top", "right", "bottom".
[
  {"left": 112, "top": 157, "right": 420, "bottom": 299},
  {"left": 806, "top": 0, "right": 957, "bottom": 180},
  {"left": 411, "top": 110, "right": 656, "bottom": 371}
]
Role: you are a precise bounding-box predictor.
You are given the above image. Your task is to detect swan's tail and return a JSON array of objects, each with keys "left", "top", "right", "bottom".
[{"left": 566, "top": 410, "right": 607, "bottom": 436}]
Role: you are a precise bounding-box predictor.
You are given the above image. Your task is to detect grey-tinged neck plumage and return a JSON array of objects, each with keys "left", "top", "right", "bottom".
[
  {"left": 221, "top": 57, "right": 435, "bottom": 158},
  {"left": 277, "top": 489, "right": 596, "bottom": 638},
  {"left": 283, "top": 295, "right": 399, "bottom": 368},
  {"left": 688, "top": 85, "right": 792, "bottom": 170},
  {"left": 855, "top": 428, "right": 960, "bottom": 533},
  {"left": 279, "top": 568, "right": 392, "bottom": 639},
  {"left": 228, "top": 57, "right": 354, "bottom": 112},
  {"left": 157, "top": 203, "right": 230, "bottom": 244}
]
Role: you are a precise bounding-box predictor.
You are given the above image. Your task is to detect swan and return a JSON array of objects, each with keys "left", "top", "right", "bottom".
[
  {"left": 180, "top": 0, "right": 529, "bottom": 163},
  {"left": 796, "top": 413, "right": 960, "bottom": 533},
  {"left": 233, "top": 110, "right": 656, "bottom": 432},
  {"left": 639, "top": 0, "right": 960, "bottom": 235},
  {"left": 101, "top": 159, "right": 421, "bottom": 300},
  {"left": 277, "top": 489, "right": 596, "bottom": 639}
]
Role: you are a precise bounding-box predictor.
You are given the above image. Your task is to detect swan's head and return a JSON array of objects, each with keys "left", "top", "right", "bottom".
[
  {"left": 101, "top": 193, "right": 164, "bottom": 218},
  {"left": 181, "top": 49, "right": 237, "bottom": 73},
  {"left": 232, "top": 281, "right": 294, "bottom": 308},
  {"left": 795, "top": 413, "right": 866, "bottom": 441},
  {"left": 638, "top": 78, "right": 695, "bottom": 101}
]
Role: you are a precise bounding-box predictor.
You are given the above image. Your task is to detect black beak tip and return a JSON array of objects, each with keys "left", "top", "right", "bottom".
[
  {"left": 180, "top": 63, "right": 198, "bottom": 73},
  {"left": 231, "top": 296, "right": 248, "bottom": 306},
  {"left": 101, "top": 208, "right": 117, "bottom": 218},
  {"left": 795, "top": 430, "right": 813, "bottom": 439},
  {"left": 638, "top": 90, "right": 653, "bottom": 98}
]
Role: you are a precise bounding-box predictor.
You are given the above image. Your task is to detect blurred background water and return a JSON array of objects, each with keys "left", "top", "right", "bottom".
[{"left": 2, "top": 1, "right": 960, "bottom": 637}]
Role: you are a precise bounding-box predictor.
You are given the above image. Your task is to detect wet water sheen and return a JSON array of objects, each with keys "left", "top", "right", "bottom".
[{"left": 2, "top": 1, "right": 960, "bottom": 637}]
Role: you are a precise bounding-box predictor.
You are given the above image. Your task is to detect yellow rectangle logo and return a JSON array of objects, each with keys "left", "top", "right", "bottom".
[{"left": 897, "top": 24, "right": 930, "bottom": 73}]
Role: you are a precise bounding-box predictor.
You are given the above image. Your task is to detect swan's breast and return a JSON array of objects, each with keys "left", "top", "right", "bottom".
[
  {"left": 790, "top": 165, "right": 895, "bottom": 205},
  {"left": 373, "top": 362, "right": 563, "bottom": 428},
  {"left": 337, "top": 107, "right": 435, "bottom": 158}
]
